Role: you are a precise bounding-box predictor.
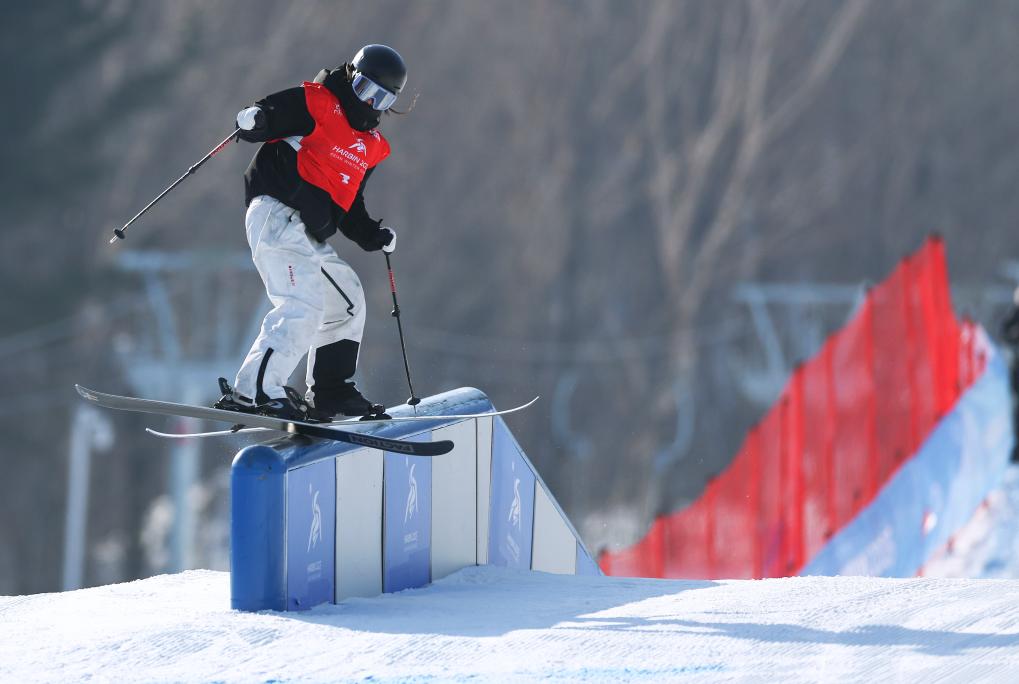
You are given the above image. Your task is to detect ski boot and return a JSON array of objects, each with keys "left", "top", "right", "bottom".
[
  {"left": 213, "top": 378, "right": 257, "bottom": 413},
  {"left": 309, "top": 382, "right": 387, "bottom": 422},
  {"left": 214, "top": 378, "right": 312, "bottom": 423}
]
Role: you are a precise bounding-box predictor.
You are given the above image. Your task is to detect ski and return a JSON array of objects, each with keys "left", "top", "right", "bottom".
[
  {"left": 146, "top": 426, "right": 280, "bottom": 439},
  {"left": 74, "top": 385, "right": 453, "bottom": 456},
  {"left": 144, "top": 396, "right": 539, "bottom": 440}
]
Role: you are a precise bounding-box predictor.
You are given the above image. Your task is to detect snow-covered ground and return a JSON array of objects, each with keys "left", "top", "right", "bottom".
[
  {"left": 7, "top": 467, "right": 1019, "bottom": 682},
  {"left": 4, "top": 566, "right": 1019, "bottom": 683}
]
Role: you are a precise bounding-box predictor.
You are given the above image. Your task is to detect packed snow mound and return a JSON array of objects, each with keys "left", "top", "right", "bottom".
[{"left": 3, "top": 566, "right": 1019, "bottom": 682}]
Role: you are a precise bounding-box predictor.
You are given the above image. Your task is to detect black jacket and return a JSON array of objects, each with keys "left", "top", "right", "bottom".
[{"left": 238, "top": 67, "right": 389, "bottom": 247}]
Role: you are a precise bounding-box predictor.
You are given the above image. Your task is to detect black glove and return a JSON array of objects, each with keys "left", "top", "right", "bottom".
[
  {"left": 357, "top": 225, "right": 396, "bottom": 252},
  {"left": 235, "top": 106, "right": 267, "bottom": 142},
  {"left": 380, "top": 227, "right": 396, "bottom": 253},
  {"left": 341, "top": 216, "right": 389, "bottom": 252}
]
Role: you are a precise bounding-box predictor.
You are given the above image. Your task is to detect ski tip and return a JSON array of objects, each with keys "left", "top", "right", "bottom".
[
  {"left": 499, "top": 395, "right": 540, "bottom": 415},
  {"left": 75, "top": 384, "right": 97, "bottom": 401},
  {"left": 430, "top": 440, "right": 455, "bottom": 456},
  {"left": 145, "top": 427, "right": 204, "bottom": 440}
]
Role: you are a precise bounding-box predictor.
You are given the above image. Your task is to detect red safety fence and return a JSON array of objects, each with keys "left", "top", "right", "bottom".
[{"left": 601, "top": 236, "right": 988, "bottom": 579}]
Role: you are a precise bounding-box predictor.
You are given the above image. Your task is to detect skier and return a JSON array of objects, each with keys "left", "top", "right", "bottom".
[
  {"left": 1002, "top": 285, "right": 1019, "bottom": 462},
  {"left": 215, "top": 44, "right": 407, "bottom": 421}
]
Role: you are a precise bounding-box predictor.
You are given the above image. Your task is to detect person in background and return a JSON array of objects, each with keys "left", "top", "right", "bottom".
[{"left": 1000, "top": 285, "right": 1019, "bottom": 461}]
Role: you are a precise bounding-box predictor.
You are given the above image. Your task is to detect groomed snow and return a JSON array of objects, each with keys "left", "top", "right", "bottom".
[{"left": 3, "top": 566, "right": 1019, "bottom": 682}]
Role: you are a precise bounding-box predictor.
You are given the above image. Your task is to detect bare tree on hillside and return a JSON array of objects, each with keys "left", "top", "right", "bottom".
[{"left": 576, "top": 0, "right": 875, "bottom": 515}]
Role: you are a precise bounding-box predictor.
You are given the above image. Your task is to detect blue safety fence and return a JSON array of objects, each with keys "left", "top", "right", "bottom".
[
  {"left": 801, "top": 349, "right": 1014, "bottom": 577},
  {"left": 230, "top": 388, "right": 600, "bottom": 612}
]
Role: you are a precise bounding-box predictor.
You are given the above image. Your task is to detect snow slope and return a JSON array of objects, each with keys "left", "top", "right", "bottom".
[{"left": 3, "top": 567, "right": 1019, "bottom": 683}]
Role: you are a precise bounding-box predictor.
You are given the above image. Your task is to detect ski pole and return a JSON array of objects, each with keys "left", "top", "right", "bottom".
[
  {"left": 108, "top": 128, "right": 240, "bottom": 245},
  {"left": 385, "top": 252, "right": 421, "bottom": 408}
]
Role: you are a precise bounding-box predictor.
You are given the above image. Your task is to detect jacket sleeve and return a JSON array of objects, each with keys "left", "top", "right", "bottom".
[
  {"left": 337, "top": 167, "right": 391, "bottom": 251},
  {"left": 236, "top": 86, "right": 315, "bottom": 142}
]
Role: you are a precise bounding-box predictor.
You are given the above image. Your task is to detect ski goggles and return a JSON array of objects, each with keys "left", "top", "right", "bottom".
[{"left": 352, "top": 72, "right": 399, "bottom": 111}]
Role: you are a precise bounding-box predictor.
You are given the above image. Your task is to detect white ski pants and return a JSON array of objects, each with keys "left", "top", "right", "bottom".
[{"left": 234, "top": 195, "right": 366, "bottom": 402}]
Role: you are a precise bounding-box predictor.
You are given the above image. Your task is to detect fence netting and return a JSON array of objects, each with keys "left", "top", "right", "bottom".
[{"left": 600, "top": 236, "right": 988, "bottom": 579}]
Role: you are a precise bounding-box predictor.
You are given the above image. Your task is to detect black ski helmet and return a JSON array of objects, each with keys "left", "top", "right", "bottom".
[{"left": 351, "top": 44, "right": 407, "bottom": 94}]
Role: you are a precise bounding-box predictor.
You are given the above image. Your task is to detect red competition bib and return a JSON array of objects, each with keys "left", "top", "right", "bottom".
[{"left": 295, "top": 82, "right": 390, "bottom": 210}]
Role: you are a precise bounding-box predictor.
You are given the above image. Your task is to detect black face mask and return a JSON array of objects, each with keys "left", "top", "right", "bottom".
[{"left": 320, "top": 66, "right": 382, "bottom": 131}]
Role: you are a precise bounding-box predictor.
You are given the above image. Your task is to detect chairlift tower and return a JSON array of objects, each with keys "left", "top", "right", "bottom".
[
  {"left": 730, "top": 282, "right": 867, "bottom": 405},
  {"left": 731, "top": 271, "right": 1019, "bottom": 409},
  {"left": 114, "top": 249, "right": 262, "bottom": 573}
]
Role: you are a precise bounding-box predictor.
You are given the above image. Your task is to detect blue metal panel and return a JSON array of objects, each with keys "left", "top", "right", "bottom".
[
  {"left": 384, "top": 448, "right": 433, "bottom": 593},
  {"left": 575, "top": 543, "right": 603, "bottom": 576},
  {"left": 286, "top": 459, "right": 336, "bottom": 610},
  {"left": 802, "top": 352, "right": 1014, "bottom": 577},
  {"left": 488, "top": 420, "right": 536, "bottom": 568},
  {"left": 230, "top": 445, "right": 286, "bottom": 611}
]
